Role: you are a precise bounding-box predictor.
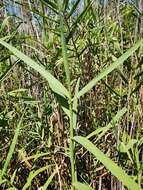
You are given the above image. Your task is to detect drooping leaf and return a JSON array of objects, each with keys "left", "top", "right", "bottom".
[
  {"left": 54, "top": 92, "right": 70, "bottom": 117},
  {"left": 0, "top": 39, "right": 69, "bottom": 98}
]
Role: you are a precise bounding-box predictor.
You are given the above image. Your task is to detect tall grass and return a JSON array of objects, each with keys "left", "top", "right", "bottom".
[{"left": 0, "top": 0, "right": 143, "bottom": 189}]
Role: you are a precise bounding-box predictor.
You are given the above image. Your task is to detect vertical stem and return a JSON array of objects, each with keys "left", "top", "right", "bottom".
[
  {"left": 60, "top": 8, "right": 76, "bottom": 189},
  {"left": 69, "top": 101, "right": 76, "bottom": 186}
]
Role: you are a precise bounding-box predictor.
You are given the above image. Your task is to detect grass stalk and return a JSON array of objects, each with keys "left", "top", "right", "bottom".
[
  {"left": 60, "top": 12, "right": 76, "bottom": 188},
  {"left": 0, "top": 110, "right": 25, "bottom": 183}
]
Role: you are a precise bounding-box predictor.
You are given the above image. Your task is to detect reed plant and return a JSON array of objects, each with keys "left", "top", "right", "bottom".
[{"left": 0, "top": 0, "right": 143, "bottom": 189}]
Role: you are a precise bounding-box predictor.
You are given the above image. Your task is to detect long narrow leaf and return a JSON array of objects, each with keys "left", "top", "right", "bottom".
[
  {"left": 73, "top": 182, "right": 94, "bottom": 190},
  {"left": 42, "top": 168, "right": 57, "bottom": 190},
  {"left": 66, "top": 1, "right": 92, "bottom": 43},
  {"left": 0, "top": 111, "right": 25, "bottom": 181},
  {"left": 87, "top": 107, "right": 127, "bottom": 140},
  {"left": 73, "top": 78, "right": 80, "bottom": 129},
  {"left": 0, "top": 16, "right": 12, "bottom": 34},
  {"left": 67, "top": 0, "right": 80, "bottom": 19},
  {"left": 63, "top": 0, "right": 70, "bottom": 12},
  {"left": 74, "top": 136, "right": 142, "bottom": 190},
  {"left": 22, "top": 165, "right": 53, "bottom": 190},
  {"left": 40, "top": 0, "right": 58, "bottom": 14},
  {"left": 0, "top": 60, "right": 18, "bottom": 83},
  {"left": 78, "top": 39, "right": 143, "bottom": 98},
  {"left": 0, "top": 39, "right": 69, "bottom": 98}
]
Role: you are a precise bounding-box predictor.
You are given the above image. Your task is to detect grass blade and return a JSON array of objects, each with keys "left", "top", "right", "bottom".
[
  {"left": 78, "top": 39, "right": 143, "bottom": 98},
  {"left": 63, "top": 0, "right": 70, "bottom": 12},
  {"left": 73, "top": 78, "right": 80, "bottom": 129},
  {"left": 0, "top": 59, "right": 18, "bottom": 83},
  {"left": 87, "top": 107, "right": 127, "bottom": 140},
  {"left": 66, "top": 1, "right": 92, "bottom": 43},
  {"left": 0, "top": 39, "right": 69, "bottom": 98},
  {"left": 42, "top": 168, "right": 57, "bottom": 190},
  {"left": 74, "top": 136, "right": 142, "bottom": 190},
  {"left": 22, "top": 165, "right": 53, "bottom": 190},
  {"left": 0, "top": 111, "right": 25, "bottom": 182},
  {"left": 73, "top": 182, "right": 94, "bottom": 190},
  {"left": 40, "top": 0, "right": 58, "bottom": 14},
  {"left": 0, "top": 16, "right": 12, "bottom": 34},
  {"left": 67, "top": 0, "right": 80, "bottom": 19}
]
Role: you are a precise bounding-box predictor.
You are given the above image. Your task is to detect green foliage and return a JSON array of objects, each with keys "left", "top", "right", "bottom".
[
  {"left": 0, "top": 112, "right": 25, "bottom": 183},
  {"left": 74, "top": 136, "right": 142, "bottom": 190},
  {"left": 22, "top": 165, "right": 54, "bottom": 190},
  {"left": 0, "top": 1, "right": 143, "bottom": 189},
  {"left": 73, "top": 182, "right": 94, "bottom": 190},
  {"left": 0, "top": 39, "right": 69, "bottom": 99},
  {"left": 77, "top": 39, "right": 143, "bottom": 98}
]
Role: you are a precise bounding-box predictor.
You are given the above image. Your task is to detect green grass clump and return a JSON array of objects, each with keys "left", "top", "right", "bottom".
[{"left": 0, "top": 0, "right": 143, "bottom": 189}]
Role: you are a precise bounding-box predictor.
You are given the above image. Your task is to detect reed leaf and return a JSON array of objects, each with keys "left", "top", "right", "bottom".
[
  {"left": 74, "top": 136, "right": 142, "bottom": 190},
  {"left": 78, "top": 39, "right": 143, "bottom": 98},
  {"left": 0, "top": 111, "right": 25, "bottom": 182},
  {"left": 22, "top": 165, "right": 53, "bottom": 190},
  {"left": 73, "top": 182, "right": 94, "bottom": 190},
  {"left": 0, "top": 39, "right": 69, "bottom": 98},
  {"left": 42, "top": 168, "right": 57, "bottom": 190},
  {"left": 87, "top": 107, "right": 127, "bottom": 140}
]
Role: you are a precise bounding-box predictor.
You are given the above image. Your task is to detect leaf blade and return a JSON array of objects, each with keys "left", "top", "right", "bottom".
[
  {"left": 78, "top": 39, "right": 143, "bottom": 98},
  {"left": 73, "top": 182, "right": 94, "bottom": 190},
  {"left": 87, "top": 107, "right": 127, "bottom": 140},
  {"left": 0, "top": 111, "right": 25, "bottom": 182},
  {"left": 74, "top": 136, "right": 142, "bottom": 190},
  {"left": 0, "top": 39, "right": 69, "bottom": 98}
]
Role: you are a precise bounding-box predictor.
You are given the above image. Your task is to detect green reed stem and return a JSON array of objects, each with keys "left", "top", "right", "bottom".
[{"left": 60, "top": 13, "right": 76, "bottom": 188}]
